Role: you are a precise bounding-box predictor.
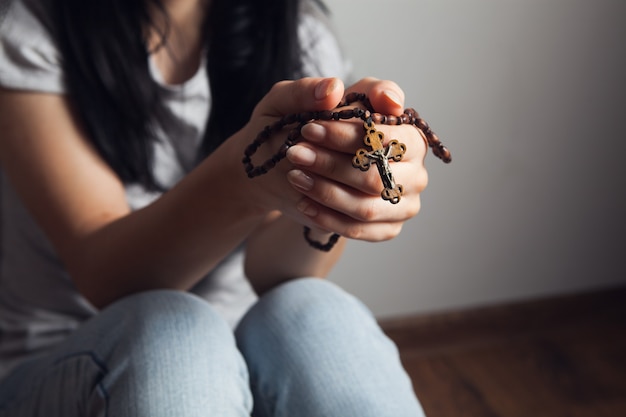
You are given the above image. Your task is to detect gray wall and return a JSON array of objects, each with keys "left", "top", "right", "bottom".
[{"left": 325, "top": 0, "right": 626, "bottom": 318}]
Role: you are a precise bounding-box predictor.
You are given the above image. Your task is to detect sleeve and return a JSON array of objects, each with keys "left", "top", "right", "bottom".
[
  {"left": 0, "top": 0, "right": 65, "bottom": 93},
  {"left": 298, "top": 0, "right": 354, "bottom": 82}
]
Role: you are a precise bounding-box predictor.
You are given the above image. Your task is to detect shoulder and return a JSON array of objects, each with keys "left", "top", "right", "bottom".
[
  {"left": 299, "top": 0, "right": 353, "bottom": 80},
  {"left": 0, "top": 0, "right": 64, "bottom": 93}
]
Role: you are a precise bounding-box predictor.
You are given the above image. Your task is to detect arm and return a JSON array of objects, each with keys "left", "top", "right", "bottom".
[
  {"left": 244, "top": 212, "right": 346, "bottom": 294},
  {"left": 0, "top": 89, "right": 263, "bottom": 308},
  {"left": 0, "top": 77, "right": 345, "bottom": 308}
]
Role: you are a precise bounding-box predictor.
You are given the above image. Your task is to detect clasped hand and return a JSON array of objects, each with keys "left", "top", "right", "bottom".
[{"left": 237, "top": 77, "right": 429, "bottom": 243}]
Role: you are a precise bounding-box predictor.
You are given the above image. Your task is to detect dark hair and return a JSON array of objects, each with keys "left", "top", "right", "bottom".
[{"left": 49, "top": 0, "right": 308, "bottom": 190}]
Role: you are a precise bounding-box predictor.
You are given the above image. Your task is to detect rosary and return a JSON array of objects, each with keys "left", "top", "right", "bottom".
[{"left": 243, "top": 92, "right": 451, "bottom": 251}]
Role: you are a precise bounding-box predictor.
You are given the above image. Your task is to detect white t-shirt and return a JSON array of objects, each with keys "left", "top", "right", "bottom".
[{"left": 0, "top": 0, "right": 350, "bottom": 380}]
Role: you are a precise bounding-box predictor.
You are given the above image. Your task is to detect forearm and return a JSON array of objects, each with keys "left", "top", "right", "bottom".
[
  {"left": 244, "top": 213, "right": 346, "bottom": 295},
  {"left": 69, "top": 141, "right": 266, "bottom": 308}
]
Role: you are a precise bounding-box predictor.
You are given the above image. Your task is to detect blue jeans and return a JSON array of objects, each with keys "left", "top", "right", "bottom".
[{"left": 0, "top": 278, "right": 425, "bottom": 416}]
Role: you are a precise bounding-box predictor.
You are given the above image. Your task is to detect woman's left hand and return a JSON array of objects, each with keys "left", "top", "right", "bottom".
[{"left": 285, "top": 78, "right": 429, "bottom": 242}]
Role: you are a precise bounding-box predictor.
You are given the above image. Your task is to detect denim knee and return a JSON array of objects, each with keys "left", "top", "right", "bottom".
[
  {"left": 236, "top": 277, "right": 372, "bottom": 333},
  {"left": 96, "top": 289, "right": 236, "bottom": 355},
  {"left": 235, "top": 278, "right": 423, "bottom": 417},
  {"left": 1, "top": 290, "right": 253, "bottom": 417},
  {"left": 94, "top": 290, "right": 251, "bottom": 414}
]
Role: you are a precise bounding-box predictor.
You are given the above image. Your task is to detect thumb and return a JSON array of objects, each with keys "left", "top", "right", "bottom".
[
  {"left": 346, "top": 78, "right": 405, "bottom": 116},
  {"left": 253, "top": 77, "right": 345, "bottom": 118}
]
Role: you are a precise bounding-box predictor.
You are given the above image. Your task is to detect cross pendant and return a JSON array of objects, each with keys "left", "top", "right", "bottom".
[{"left": 352, "top": 121, "right": 407, "bottom": 204}]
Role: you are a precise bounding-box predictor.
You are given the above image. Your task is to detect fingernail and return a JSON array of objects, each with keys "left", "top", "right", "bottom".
[
  {"left": 300, "top": 123, "right": 326, "bottom": 142},
  {"left": 287, "top": 170, "right": 314, "bottom": 191},
  {"left": 383, "top": 90, "right": 403, "bottom": 107},
  {"left": 297, "top": 199, "right": 319, "bottom": 217},
  {"left": 287, "top": 145, "right": 316, "bottom": 166},
  {"left": 315, "top": 78, "right": 338, "bottom": 100}
]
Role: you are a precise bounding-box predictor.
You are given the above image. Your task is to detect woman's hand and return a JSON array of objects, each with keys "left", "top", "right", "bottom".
[
  {"left": 282, "top": 78, "right": 429, "bottom": 242},
  {"left": 226, "top": 77, "right": 347, "bottom": 217}
]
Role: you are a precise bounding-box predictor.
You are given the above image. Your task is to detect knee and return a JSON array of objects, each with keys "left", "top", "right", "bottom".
[
  {"left": 93, "top": 290, "right": 236, "bottom": 362},
  {"left": 244, "top": 277, "right": 371, "bottom": 319},
  {"left": 74, "top": 291, "right": 253, "bottom": 415},
  {"left": 236, "top": 278, "right": 376, "bottom": 350}
]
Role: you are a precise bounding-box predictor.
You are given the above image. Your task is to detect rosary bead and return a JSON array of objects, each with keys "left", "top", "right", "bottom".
[
  {"left": 371, "top": 113, "right": 384, "bottom": 124},
  {"left": 278, "top": 143, "right": 290, "bottom": 156},
  {"left": 317, "top": 110, "right": 334, "bottom": 120},
  {"left": 303, "top": 227, "right": 341, "bottom": 252},
  {"left": 262, "top": 160, "right": 276, "bottom": 171},
  {"left": 286, "top": 128, "right": 300, "bottom": 145},
  {"left": 405, "top": 108, "right": 419, "bottom": 118},
  {"left": 244, "top": 143, "right": 258, "bottom": 157},
  {"left": 337, "top": 109, "right": 356, "bottom": 119},
  {"left": 433, "top": 144, "right": 452, "bottom": 163},
  {"left": 415, "top": 118, "right": 429, "bottom": 132},
  {"left": 297, "top": 111, "right": 315, "bottom": 122},
  {"left": 343, "top": 92, "right": 363, "bottom": 105},
  {"left": 287, "top": 113, "right": 300, "bottom": 124},
  {"left": 271, "top": 119, "right": 286, "bottom": 131},
  {"left": 258, "top": 128, "right": 270, "bottom": 141}
]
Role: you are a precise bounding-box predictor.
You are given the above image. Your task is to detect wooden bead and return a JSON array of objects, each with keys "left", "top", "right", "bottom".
[
  {"left": 271, "top": 119, "right": 286, "bottom": 131},
  {"left": 278, "top": 144, "right": 290, "bottom": 156},
  {"left": 416, "top": 118, "right": 429, "bottom": 131},
  {"left": 262, "top": 160, "right": 276, "bottom": 171},
  {"left": 371, "top": 113, "right": 384, "bottom": 124},
  {"left": 283, "top": 114, "right": 297, "bottom": 125},
  {"left": 317, "top": 110, "right": 334, "bottom": 120},
  {"left": 337, "top": 109, "right": 356, "bottom": 119},
  {"left": 297, "top": 111, "right": 315, "bottom": 122},
  {"left": 354, "top": 108, "right": 366, "bottom": 119},
  {"left": 343, "top": 92, "right": 365, "bottom": 105}
]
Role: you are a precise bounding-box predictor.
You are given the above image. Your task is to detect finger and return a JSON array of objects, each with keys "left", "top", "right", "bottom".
[
  {"left": 286, "top": 168, "right": 422, "bottom": 223},
  {"left": 299, "top": 119, "right": 363, "bottom": 154},
  {"left": 287, "top": 143, "right": 383, "bottom": 196},
  {"left": 253, "top": 77, "right": 345, "bottom": 119},
  {"left": 345, "top": 77, "right": 406, "bottom": 116},
  {"left": 294, "top": 197, "right": 411, "bottom": 242}
]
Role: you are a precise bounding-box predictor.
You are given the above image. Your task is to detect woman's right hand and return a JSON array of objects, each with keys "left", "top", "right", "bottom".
[{"left": 223, "top": 77, "right": 347, "bottom": 218}]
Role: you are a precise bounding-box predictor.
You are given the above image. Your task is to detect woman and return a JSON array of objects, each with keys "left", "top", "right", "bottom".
[{"left": 0, "top": 0, "right": 430, "bottom": 415}]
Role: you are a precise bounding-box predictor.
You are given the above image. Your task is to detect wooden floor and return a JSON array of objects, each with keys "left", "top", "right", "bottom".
[{"left": 380, "top": 286, "right": 626, "bottom": 417}]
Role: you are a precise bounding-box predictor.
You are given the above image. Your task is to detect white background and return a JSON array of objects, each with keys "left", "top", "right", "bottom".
[{"left": 325, "top": 0, "right": 626, "bottom": 318}]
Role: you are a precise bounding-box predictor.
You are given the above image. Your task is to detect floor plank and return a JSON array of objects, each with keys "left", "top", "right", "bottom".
[{"left": 380, "top": 286, "right": 626, "bottom": 417}]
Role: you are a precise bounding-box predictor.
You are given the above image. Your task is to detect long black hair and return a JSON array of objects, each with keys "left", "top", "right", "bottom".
[{"left": 48, "top": 0, "right": 307, "bottom": 190}]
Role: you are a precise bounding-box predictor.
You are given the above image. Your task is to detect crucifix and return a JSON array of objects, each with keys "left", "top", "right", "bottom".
[{"left": 352, "top": 120, "right": 407, "bottom": 204}]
